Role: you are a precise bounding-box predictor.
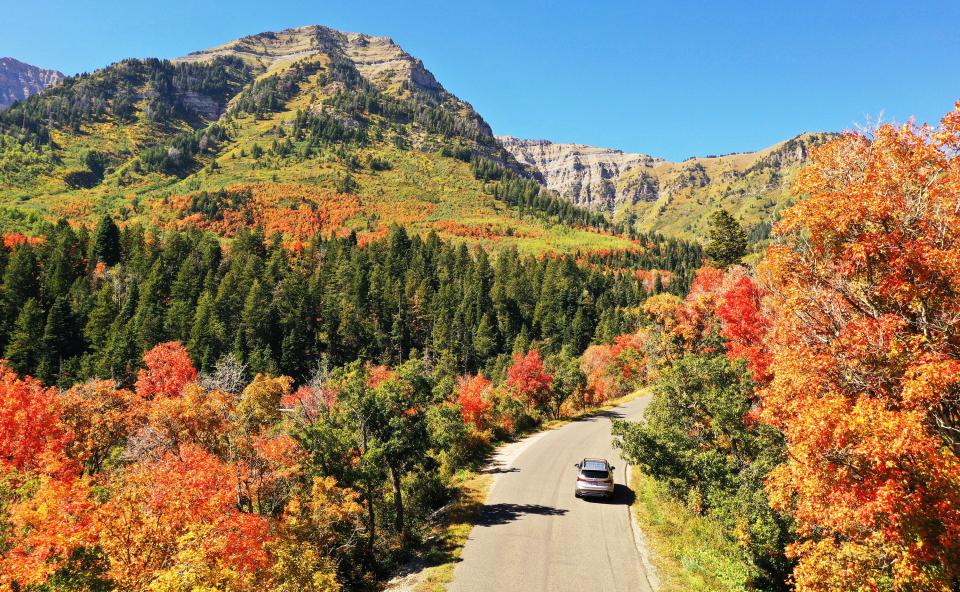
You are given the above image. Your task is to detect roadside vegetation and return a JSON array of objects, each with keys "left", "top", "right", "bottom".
[
  {"left": 615, "top": 104, "right": 960, "bottom": 591},
  {"left": 630, "top": 470, "right": 754, "bottom": 592}
]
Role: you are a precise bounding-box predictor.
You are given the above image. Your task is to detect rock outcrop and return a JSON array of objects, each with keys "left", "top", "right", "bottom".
[
  {"left": 0, "top": 57, "right": 64, "bottom": 110},
  {"left": 497, "top": 137, "right": 661, "bottom": 211}
]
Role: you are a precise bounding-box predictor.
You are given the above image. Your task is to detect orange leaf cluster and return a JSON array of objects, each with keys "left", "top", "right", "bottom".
[
  {"left": 134, "top": 341, "right": 198, "bottom": 401},
  {"left": 455, "top": 373, "right": 494, "bottom": 430},
  {"left": 165, "top": 183, "right": 361, "bottom": 240},
  {"left": 760, "top": 104, "right": 960, "bottom": 589},
  {"left": 2, "top": 232, "right": 45, "bottom": 250},
  {"left": 505, "top": 350, "right": 553, "bottom": 411},
  {"left": 0, "top": 364, "right": 74, "bottom": 478},
  {"left": 433, "top": 220, "right": 534, "bottom": 241}
]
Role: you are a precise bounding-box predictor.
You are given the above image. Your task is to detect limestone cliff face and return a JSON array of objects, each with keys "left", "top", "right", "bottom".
[
  {"left": 499, "top": 133, "right": 834, "bottom": 218},
  {"left": 497, "top": 137, "right": 661, "bottom": 211},
  {"left": 0, "top": 57, "right": 64, "bottom": 110}
]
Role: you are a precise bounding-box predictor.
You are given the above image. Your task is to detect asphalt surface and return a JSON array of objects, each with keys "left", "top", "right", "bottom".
[{"left": 449, "top": 395, "right": 653, "bottom": 592}]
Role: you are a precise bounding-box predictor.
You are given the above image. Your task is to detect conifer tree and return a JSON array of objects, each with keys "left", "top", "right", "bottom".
[
  {"left": 190, "top": 291, "right": 226, "bottom": 373},
  {"left": 705, "top": 208, "right": 748, "bottom": 268},
  {"left": 5, "top": 298, "right": 44, "bottom": 376},
  {"left": 85, "top": 283, "right": 118, "bottom": 351},
  {"left": 38, "top": 296, "right": 77, "bottom": 383},
  {"left": 90, "top": 215, "right": 121, "bottom": 266}
]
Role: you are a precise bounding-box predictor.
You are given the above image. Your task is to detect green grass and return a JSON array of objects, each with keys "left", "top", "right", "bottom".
[{"left": 629, "top": 470, "right": 755, "bottom": 592}]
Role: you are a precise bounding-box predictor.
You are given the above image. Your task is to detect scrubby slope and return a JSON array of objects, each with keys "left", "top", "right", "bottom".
[{"left": 0, "top": 26, "right": 632, "bottom": 254}]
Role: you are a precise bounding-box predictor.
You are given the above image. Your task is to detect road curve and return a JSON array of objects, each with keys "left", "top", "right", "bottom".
[{"left": 449, "top": 396, "right": 653, "bottom": 592}]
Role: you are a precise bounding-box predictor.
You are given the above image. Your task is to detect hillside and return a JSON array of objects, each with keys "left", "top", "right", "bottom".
[
  {"left": 0, "top": 26, "right": 630, "bottom": 254},
  {"left": 0, "top": 57, "right": 63, "bottom": 109},
  {"left": 501, "top": 133, "right": 835, "bottom": 240}
]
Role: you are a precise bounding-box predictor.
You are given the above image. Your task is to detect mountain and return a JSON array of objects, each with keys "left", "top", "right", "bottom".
[
  {"left": 501, "top": 133, "right": 834, "bottom": 240},
  {"left": 0, "top": 57, "right": 63, "bottom": 109},
  {"left": 0, "top": 26, "right": 629, "bottom": 254}
]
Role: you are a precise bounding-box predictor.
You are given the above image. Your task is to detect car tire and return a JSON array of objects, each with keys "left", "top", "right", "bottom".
[{"left": 574, "top": 490, "right": 581, "bottom": 498}]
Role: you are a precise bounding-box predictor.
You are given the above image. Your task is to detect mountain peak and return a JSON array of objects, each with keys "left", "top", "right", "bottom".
[
  {"left": 176, "top": 25, "right": 444, "bottom": 96},
  {"left": 0, "top": 57, "right": 64, "bottom": 109}
]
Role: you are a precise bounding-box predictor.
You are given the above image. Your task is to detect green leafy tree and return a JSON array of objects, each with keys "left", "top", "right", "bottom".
[
  {"left": 545, "top": 351, "right": 586, "bottom": 418},
  {"left": 613, "top": 354, "right": 791, "bottom": 588}
]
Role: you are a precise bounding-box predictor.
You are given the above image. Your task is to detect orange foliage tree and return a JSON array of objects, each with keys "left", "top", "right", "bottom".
[
  {"left": 0, "top": 364, "right": 73, "bottom": 477},
  {"left": 760, "top": 107, "right": 960, "bottom": 590},
  {"left": 455, "top": 373, "right": 494, "bottom": 430},
  {"left": 60, "top": 379, "right": 135, "bottom": 474},
  {"left": 505, "top": 350, "right": 553, "bottom": 412},
  {"left": 135, "top": 341, "right": 198, "bottom": 400},
  {"left": 97, "top": 444, "right": 273, "bottom": 590}
]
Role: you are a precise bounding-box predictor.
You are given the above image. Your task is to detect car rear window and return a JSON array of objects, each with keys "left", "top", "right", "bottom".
[{"left": 582, "top": 470, "right": 609, "bottom": 479}]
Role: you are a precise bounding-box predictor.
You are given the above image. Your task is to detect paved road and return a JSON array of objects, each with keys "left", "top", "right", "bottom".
[{"left": 449, "top": 396, "right": 653, "bottom": 592}]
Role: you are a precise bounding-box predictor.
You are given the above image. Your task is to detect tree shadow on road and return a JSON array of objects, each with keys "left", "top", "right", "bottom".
[
  {"left": 475, "top": 503, "right": 568, "bottom": 527},
  {"left": 480, "top": 462, "right": 519, "bottom": 475},
  {"left": 568, "top": 408, "right": 626, "bottom": 423}
]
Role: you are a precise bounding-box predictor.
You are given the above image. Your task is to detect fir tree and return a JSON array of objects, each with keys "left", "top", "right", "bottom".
[
  {"left": 38, "top": 296, "right": 77, "bottom": 383},
  {"left": 705, "top": 208, "right": 748, "bottom": 268},
  {"left": 5, "top": 298, "right": 44, "bottom": 376},
  {"left": 90, "top": 215, "right": 122, "bottom": 266}
]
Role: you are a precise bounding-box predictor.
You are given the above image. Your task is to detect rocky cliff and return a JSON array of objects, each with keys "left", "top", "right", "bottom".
[
  {"left": 498, "top": 136, "right": 662, "bottom": 211},
  {"left": 0, "top": 57, "right": 64, "bottom": 109},
  {"left": 500, "top": 133, "right": 835, "bottom": 238}
]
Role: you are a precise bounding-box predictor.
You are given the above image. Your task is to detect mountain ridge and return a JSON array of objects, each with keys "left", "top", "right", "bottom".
[
  {"left": 499, "top": 131, "right": 835, "bottom": 239},
  {"left": 0, "top": 23, "right": 833, "bottom": 248},
  {"left": 0, "top": 57, "right": 64, "bottom": 110}
]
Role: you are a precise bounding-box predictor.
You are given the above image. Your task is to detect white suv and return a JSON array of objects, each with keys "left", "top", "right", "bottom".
[{"left": 574, "top": 458, "right": 615, "bottom": 499}]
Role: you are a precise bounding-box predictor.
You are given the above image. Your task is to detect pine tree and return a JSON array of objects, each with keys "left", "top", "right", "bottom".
[
  {"left": 38, "top": 296, "right": 77, "bottom": 383},
  {"left": 3, "top": 245, "right": 40, "bottom": 309},
  {"left": 0, "top": 245, "right": 40, "bottom": 351},
  {"left": 190, "top": 290, "right": 226, "bottom": 373},
  {"left": 239, "top": 279, "right": 273, "bottom": 372},
  {"left": 5, "top": 298, "right": 44, "bottom": 376},
  {"left": 132, "top": 262, "right": 167, "bottom": 353},
  {"left": 705, "top": 209, "right": 748, "bottom": 268},
  {"left": 90, "top": 215, "right": 121, "bottom": 266},
  {"left": 473, "top": 313, "right": 497, "bottom": 361},
  {"left": 85, "top": 283, "right": 118, "bottom": 351}
]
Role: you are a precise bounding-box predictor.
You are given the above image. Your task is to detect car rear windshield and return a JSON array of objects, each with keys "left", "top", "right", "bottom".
[{"left": 582, "top": 470, "right": 609, "bottom": 479}]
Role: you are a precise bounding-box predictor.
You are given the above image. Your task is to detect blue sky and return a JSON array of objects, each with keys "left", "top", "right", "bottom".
[{"left": 3, "top": 0, "right": 958, "bottom": 160}]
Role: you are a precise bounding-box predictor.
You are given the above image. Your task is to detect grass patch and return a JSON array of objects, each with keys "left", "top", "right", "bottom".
[{"left": 629, "top": 469, "right": 754, "bottom": 592}]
